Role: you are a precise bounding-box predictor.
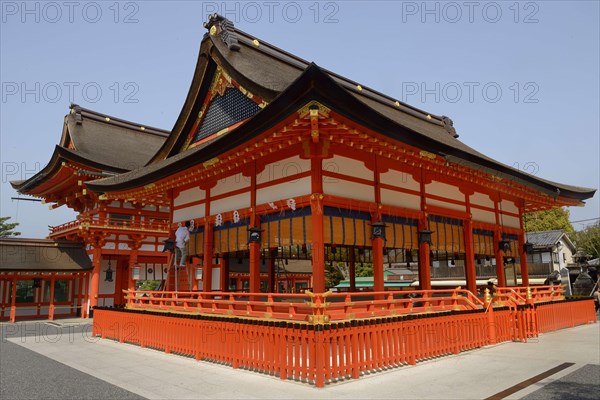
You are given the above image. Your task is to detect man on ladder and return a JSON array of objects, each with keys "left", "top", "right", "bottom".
[{"left": 175, "top": 221, "right": 191, "bottom": 268}]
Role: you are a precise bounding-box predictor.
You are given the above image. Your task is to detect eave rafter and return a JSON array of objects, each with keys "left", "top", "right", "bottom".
[{"left": 97, "top": 101, "right": 576, "bottom": 213}]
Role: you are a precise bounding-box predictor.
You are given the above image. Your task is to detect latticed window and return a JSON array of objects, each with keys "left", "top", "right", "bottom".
[{"left": 192, "top": 87, "right": 261, "bottom": 143}]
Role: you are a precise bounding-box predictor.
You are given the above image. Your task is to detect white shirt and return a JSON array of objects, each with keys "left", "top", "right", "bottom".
[{"left": 175, "top": 226, "right": 190, "bottom": 249}]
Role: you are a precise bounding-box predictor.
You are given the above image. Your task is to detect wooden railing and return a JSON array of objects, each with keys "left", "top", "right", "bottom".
[
  {"left": 124, "top": 288, "right": 485, "bottom": 323},
  {"left": 494, "top": 285, "right": 564, "bottom": 306},
  {"left": 50, "top": 216, "right": 169, "bottom": 236}
]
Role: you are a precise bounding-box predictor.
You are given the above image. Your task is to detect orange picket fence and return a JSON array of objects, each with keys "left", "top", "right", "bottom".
[{"left": 92, "top": 296, "right": 597, "bottom": 388}]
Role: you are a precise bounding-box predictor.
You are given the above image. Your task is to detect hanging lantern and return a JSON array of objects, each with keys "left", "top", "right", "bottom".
[
  {"left": 371, "top": 221, "right": 387, "bottom": 239},
  {"left": 248, "top": 227, "right": 262, "bottom": 243},
  {"left": 104, "top": 258, "right": 113, "bottom": 282},
  {"left": 523, "top": 241, "right": 534, "bottom": 254},
  {"left": 418, "top": 230, "right": 433, "bottom": 245},
  {"left": 499, "top": 239, "right": 511, "bottom": 253},
  {"left": 131, "top": 264, "right": 141, "bottom": 280}
]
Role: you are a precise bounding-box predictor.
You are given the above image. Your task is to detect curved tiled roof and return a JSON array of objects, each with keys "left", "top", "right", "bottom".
[
  {"left": 11, "top": 105, "right": 169, "bottom": 193},
  {"left": 85, "top": 16, "right": 595, "bottom": 203}
]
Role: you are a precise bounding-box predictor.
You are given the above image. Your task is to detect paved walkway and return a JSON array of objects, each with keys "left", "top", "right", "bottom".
[{"left": 1, "top": 318, "right": 599, "bottom": 399}]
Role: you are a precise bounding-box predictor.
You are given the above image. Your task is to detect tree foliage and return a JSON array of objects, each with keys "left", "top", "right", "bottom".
[
  {"left": 355, "top": 262, "right": 373, "bottom": 277},
  {"left": 138, "top": 280, "right": 161, "bottom": 291},
  {"left": 0, "top": 216, "right": 21, "bottom": 237},
  {"left": 325, "top": 262, "right": 345, "bottom": 288},
  {"left": 572, "top": 222, "right": 600, "bottom": 259},
  {"left": 524, "top": 208, "right": 574, "bottom": 234}
]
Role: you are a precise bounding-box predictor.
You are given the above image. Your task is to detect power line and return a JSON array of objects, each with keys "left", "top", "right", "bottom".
[{"left": 570, "top": 217, "right": 600, "bottom": 224}]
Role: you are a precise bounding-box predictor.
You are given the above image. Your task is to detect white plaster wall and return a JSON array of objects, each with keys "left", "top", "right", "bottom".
[
  {"left": 324, "top": 179, "right": 375, "bottom": 203},
  {"left": 472, "top": 208, "right": 496, "bottom": 224},
  {"left": 324, "top": 156, "right": 372, "bottom": 181},
  {"left": 427, "top": 198, "right": 466, "bottom": 213},
  {"left": 502, "top": 215, "right": 521, "bottom": 228},
  {"left": 212, "top": 267, "right": 221, "bottom": 291},
  {"left": 98, "top": 259, "right": 116, "bottom": 295},
  {"left": 257, "top": 156, "right": 311, "bottom": 184},
  {"left": 501, "top": 199, "right": 519, "bottom": 214},
  {"left": 100, "top": 298, "right": 114, "bottom": 307},
  {"left": 470, "top": 192, "right": 495, "bottom": 208},
  {"left": 380, "top": 169, "right": 420, "bottom": 191},
  {"left": 426, "top": 181, "right": 464, "bottom": 201},
  {"left": 212, "top": 173, "right": 250, "bottom": 197},
  {"left": 173, "top": 204, "right": 205, "bottom": 223},
  {"left": 210, "top": 192, "right": 250, "bottom": 215},
  {"left": 380, "top": 188, "right": 421, "bottom": 210},
  {"left": 174, "top": 187, "right": 205, "bottom": 208},
  {"left": 256, "top": 176, "right": 310, "bottom": 205}
]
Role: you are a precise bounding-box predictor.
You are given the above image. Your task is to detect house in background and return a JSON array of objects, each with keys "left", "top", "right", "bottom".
[{"left": 525, "top": 230, "right": 576, "bottom": 277}]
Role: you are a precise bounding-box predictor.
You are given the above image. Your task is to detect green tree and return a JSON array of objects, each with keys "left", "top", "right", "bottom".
[
  {"left": 325, "top": 262, "right": 345, "bottom": 288},
  {"left": 138, "top": 280, "right": 161, "bottom": 291},
  {"left": 524, "top": 208, "right": 574, "bottom": 234},
  {"left": 0, "top": 216, "right": 21, "bottom": 237},
  {"left": 572, "top": 222, "right": 600, "bottom": 259},
  {"left": 355, "top": 262, "right": 373, "bottom": 277}
]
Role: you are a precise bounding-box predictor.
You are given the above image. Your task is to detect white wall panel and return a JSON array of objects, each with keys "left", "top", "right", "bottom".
[
  {"left": 501, "top": 200, "right": 519, "bottom": 214},
  {"left": 472, "top": 208, "right": 497, "bottom": 224},
  {"left": 173, "top": 204, "right": 205, "bottom": 223},
  {"left": 257, "top": 156, "right": 310, "bottom": 184},
  {"left": 98, "top": 260, "right": 116, "bottom": 295},
  {"left": 324, "top": 179, "right": 375, "bottom": 203},
  {"left": 210, "top": 192, "right": 250, "bottom": 215},
  {"left": 324, "top": 156, "right": 372, "bottom": 181},
  {"left": 380, "top": 169, "right": 420, "bottom": 191},
  {"left": 470, "top": 192, "right": 495, "bottom": 208},
  {"left": 426, "top": 181, "right": 464, "bottom": 201},
  {"left": 174, "top": 187, "right": 205, "bottom": 208},
  {"left": 503, "top": 215, "right": 521, "bottom": 228},
  {"left": 427, "top": 198, "right": 466, "bottom": 213},
  {"left": 212, "top": 173, "right": 250, "bottom": 197},
  {"left": 256, "top": 177, "right": 310, "bottom": 205},
  {"left": 212, "top": 267, "right": 221, "bottom": 291},
  {"left": 380, "top": 188, "right": 421, "bottom": 210}
]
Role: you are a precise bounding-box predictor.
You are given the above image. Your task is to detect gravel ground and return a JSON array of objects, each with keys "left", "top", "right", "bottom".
[{"left": 520, "top": 364, "right": 600, "bottom": 400}]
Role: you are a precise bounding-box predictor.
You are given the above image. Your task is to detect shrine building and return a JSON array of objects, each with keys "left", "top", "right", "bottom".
[
  {"left": 82, "top": 15, "right": 595, "bottom": 297},
  {"left": 8, "top": 15, "right": 597, "bottom": 386}
]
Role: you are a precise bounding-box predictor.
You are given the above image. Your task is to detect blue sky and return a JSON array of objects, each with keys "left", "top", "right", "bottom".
[{"left": 1, "top": 0, "right": 599, "bottom": 237}]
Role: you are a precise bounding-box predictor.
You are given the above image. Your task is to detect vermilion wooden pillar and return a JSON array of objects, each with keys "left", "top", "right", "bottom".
[
  {"left": 191, "top": 257, "right": 200, "bottom": 291},
  {"left": 268, "top": 255, "right": 275, "bottom": 293},
  {"left": 310, "top": 147, "right": 325, "bottom": 293},
  {"left": 128, "top": 249, "right": 139, "bottom": 292},
  {"left": 9, "top": 273, "right": 17, "bottom": 323},
  {"left": 49, "top": 273, "right": 56, "bottom": 320},
  {"left": 310, "top": 194, "right": 325, "bottom": 293},
  {"left": 220, "top": 255, "right": 230, "bottom": 292},
  {"left": 519, "top": 208, "right": 530, "bottom": 286},
  {"left": 495, "top": 230, "right": 506, "bottom": 287},
  {"left": 249, "top": 242, "right": 261, "bottom": 293},
  {"left": 82, "top": 272, "right": 90, "bottom": 318},
  {"left": 89, "top": 247, "right": 102, "bottom": 311},
  {"left": 349, "top": 247, "right": 356, "bottom": 292},
  {"left": 418, "top": 220, "right": 432, "bottom": 291},
  {"left": 464, "top": 220, "right": 477, "bottom": 294},
  {"left": 372, "top": 237, "right": 385, "bottom": 293},
  {"left": 203, "top": 224, "right": 213, "bottom": 292}
]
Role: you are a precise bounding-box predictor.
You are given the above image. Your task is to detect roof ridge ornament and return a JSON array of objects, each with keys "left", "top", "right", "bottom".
[
  {"left": 441, "top": 116, "right": 458, "bottom": 138},
  {"left": 204, "top": 14, "right": 240, "bottom": 51},
  {"left": 70, "top": 103, "right": 83, "bottom": 125}
]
